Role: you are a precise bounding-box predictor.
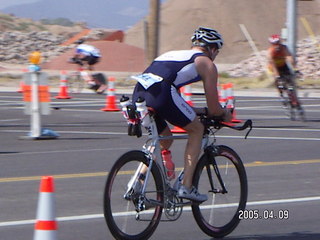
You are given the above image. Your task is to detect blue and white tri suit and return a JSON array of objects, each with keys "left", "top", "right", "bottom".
[
  {"left": 132, "top": 49, "right": 206, "bottom": 133},
  {"left": 76, "top": 44, "right": 101, "bottom": 65}
]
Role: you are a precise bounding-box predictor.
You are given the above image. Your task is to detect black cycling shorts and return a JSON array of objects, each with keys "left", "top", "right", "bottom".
[
  {"left": 132, "top": 80, "right": 196, "bottom": 134},
  {"left": 82, "top": 55, "right": 100, "bottom": 66},
  {"left": 277, "top": 64, "right": 291, "bottom": 77}
]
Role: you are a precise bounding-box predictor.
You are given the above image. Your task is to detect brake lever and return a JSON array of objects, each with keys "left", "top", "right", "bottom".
[
  {"left": 223, "top": 119, "right": 253, "bottom": 139},
  {"left": 244, "top": 120, "right": 252, "bottom": 139}
]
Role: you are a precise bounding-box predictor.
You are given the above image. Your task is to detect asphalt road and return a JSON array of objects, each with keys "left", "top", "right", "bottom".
[{"left": 0, "top": 89, "right": 320, "bottom": 240}]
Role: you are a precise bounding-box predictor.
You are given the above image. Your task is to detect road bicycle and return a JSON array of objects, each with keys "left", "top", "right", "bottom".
[
  {"left": 276, "top": 71, "right": 305, "bottom": 121},
  {"left": 68, "top": 58, "right": 107, "bottom": 94},
  {"left": 103, "top": 98, "right": 252, "bottom": 239}
]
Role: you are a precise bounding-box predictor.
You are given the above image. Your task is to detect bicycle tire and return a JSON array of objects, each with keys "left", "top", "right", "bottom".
[
  {"left": 68, "top": 74, "right": 84, "bottom": 93},
  {"left": 192, "top": 145, "right": 248, "bottom": 238},
  {"left": 103, "top": 150, "right": 164, "bottom": 240}
]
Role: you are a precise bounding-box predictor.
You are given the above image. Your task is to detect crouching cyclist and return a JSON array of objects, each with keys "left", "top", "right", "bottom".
[
  {"left": 70, "top": 39, "right": 107, "bottom": 94},
  {"left": 131, "top": 27, "right": 232, "bottom": 202}
]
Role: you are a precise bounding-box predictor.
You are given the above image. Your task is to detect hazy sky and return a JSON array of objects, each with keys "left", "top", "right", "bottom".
[{"left": 0, "top": 0, "right": 39, "bottom": 9}]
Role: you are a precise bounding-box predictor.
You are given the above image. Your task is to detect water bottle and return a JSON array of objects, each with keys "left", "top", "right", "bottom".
[
  {"left": 161, "top": 149, "right": 175, "bottom": 180},
  {"left": 120, "top": 95, "right": 131, "bottom": 119},
  {"left": 135, "top": 97, "right": 151, "bottom": 127}
]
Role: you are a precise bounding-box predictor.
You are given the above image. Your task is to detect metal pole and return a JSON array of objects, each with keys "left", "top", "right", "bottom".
[
  {"left": 144, "top": 20, "right": 149, "bottom": 65},
  {"left": 148, "top": 0, "right": 160, "bottom": 63},
  {"left": 286, "top": 0, "right": 297, "bottom": 63},
  {"left": 30, "top": 71, "right": 41, "bottom": 138}
]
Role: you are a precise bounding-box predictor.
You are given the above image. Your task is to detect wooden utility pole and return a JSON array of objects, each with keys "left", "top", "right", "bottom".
[{"left": 147, "top": 0, "right": 160, "bottom": 64}]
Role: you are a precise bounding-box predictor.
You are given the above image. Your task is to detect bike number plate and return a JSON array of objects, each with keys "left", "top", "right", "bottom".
[{"left": 132, "top": 73, "right": 163, "bottom": 89}]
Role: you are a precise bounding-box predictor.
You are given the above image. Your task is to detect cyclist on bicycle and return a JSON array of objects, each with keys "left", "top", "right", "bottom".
[
  {"left": 71, "top": 39, "right": 107, "bottom": 94},
  {"left": 267, "top": 34, "right": 298, "bottom": 98},
  {"left": 132, "top": 27, "right": 232, "bottom": 202}
]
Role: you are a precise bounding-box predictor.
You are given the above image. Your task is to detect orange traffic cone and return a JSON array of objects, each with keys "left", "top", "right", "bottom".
[
  {"left": 224, "top": 83, "right": 242, "bottom": 123},
  {"left": 55, "top": 70, "right": 72, "bottom": 99},
  {"left": 33, "top": 176, "right": 58, "bottom": 240},
  {"left": 219, "top": 83, "right": 228, "bottom": 108},
  {"left": 101, "top": 76, "right": 120, "bottom": 111}
]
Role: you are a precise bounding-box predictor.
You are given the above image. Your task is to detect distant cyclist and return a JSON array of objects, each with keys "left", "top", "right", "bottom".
[
  {"left": 71, "top": 39, "right": 107, "bottom": 94},
  {"left": 132, "top": 27, "right": 232, "bottom": 202},
  {"left": 267, "top": 34, "right": 299, "bottom": 98}
]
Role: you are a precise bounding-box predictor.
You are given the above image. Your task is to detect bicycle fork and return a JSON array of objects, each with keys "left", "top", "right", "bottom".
[
  {"left": 123, "top": 162, "right": 145, "bottom": 200},
  {"left": 125, "top": 156, "right": 157, "bottom": 212},
  {"left": 205, "top": 146, "right": 228, "bottom": 194}
]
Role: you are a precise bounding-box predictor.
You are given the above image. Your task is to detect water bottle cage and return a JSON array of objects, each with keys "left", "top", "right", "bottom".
[{"left": 125, "top": 104, "right": 142, "bottom": 138}]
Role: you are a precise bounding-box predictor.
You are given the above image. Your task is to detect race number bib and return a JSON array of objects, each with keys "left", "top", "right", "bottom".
[{"left": 132, "top": 73, "right": 163, "bottom": 89}]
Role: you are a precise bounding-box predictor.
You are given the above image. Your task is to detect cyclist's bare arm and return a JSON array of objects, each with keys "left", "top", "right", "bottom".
[{"left": 195, "top": 56, "right": 232, "bottom": 122}]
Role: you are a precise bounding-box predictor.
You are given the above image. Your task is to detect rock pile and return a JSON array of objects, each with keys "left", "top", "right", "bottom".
[
  {"left": 225, "top": 36, "right": 320, "bottom": 79},
  {"left": 0, "top": 29, "right": 107, "bottom": 65},
  {"left": 0, "top": 31, "right": 68, "bottom": 64}
]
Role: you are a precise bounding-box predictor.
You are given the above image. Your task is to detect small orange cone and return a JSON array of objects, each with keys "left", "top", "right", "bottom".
[
  {"left": 33, "top": 176, "right": 58, "bottom": 240},
  {"left": 101, "top": 76, "right": 120, "bottom": 111},
  {"left": 171, "top": 125, "right": 186, "bottom": 133},
  {"left": 231, "top": 109, "right": 242, "bottom": 123},
  {"left": 55, "top": 70, "right": 72, "bottom": 99},
  {"left": 219, "top": 83, "right": 228, "bottom": 108},
  {"left": 224, "top": 83, "right": 242, "bottom": 123}
]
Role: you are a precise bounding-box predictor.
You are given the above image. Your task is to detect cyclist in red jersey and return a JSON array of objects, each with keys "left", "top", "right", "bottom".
[{"left": 267, "top": 34, "right": 296, "bottom": 97}]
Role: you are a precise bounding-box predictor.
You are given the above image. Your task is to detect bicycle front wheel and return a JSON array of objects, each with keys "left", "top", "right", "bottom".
[
  {"left": 192, "top": 145, "right": 248, "bottom": 238},
  {"left": 104, "top": 150, "right": 164, "bottom": 240}
]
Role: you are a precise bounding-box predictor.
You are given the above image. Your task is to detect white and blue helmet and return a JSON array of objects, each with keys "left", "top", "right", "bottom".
[{"left": 191, "top": 27, "right": 224, "bottom": 49}]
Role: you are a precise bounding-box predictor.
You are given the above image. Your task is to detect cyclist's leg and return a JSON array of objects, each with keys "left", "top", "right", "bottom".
[
  {"left": 181, "top": 118, "right": 204, "bottom": 189},
  {"left": 86, "top": 57, "right": 107, "bottom": 93},
  {"left": 275, "top": 76, "right": 284, "bottom": 97},
  {"left": 155, "top": 86, "right": 207, "bottom": 201},
  {"left": 152, "top": 85, "right": 203, "bottom": 189},
  {"left": 159, "top": 125, "right": 173, "bottom": 150}
]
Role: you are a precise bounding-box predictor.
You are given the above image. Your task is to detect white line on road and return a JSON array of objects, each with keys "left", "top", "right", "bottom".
[
  {"left": 1, "top": 129, "right": 320, "bottom": 142},
  {"left": 1, "top": 195, "right": 320, "bottom": 227},
  {"left": 0, "top": 118, "right": 23, "bottom": 122}
]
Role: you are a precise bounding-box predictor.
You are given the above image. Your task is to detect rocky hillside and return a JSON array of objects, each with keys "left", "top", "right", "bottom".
[{"left": 0, "top": 12, "right": 109, "bottom": 65}]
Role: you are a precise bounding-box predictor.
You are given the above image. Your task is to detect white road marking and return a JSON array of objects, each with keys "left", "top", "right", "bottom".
[{"left": 1, "top": 195, "right": 320, "bottom": 227}]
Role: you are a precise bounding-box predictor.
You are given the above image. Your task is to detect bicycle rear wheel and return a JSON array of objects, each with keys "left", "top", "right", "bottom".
[
  {"left": 192, "top": 145, "right": 248, "bottom": 238},
  {"left": 104, "top": 150, "right": 164, "bottom": 240}
]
